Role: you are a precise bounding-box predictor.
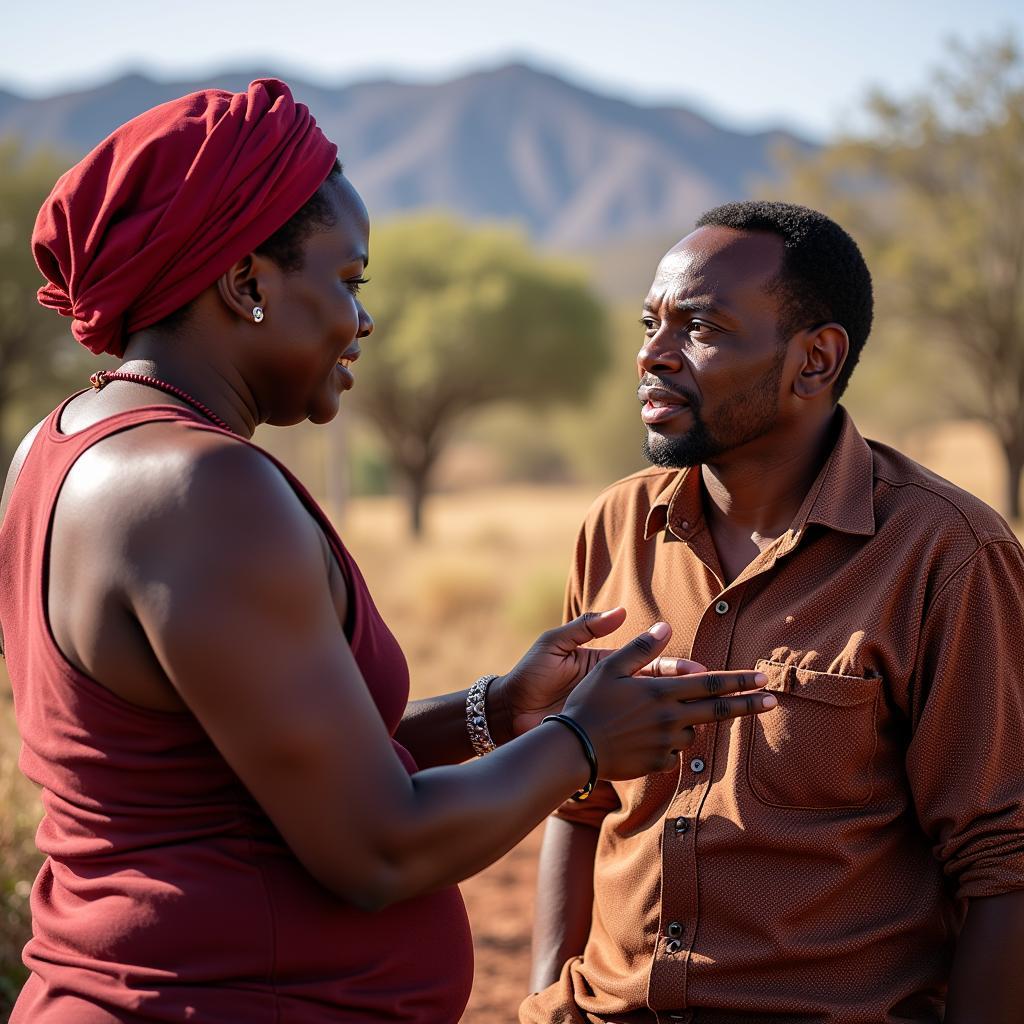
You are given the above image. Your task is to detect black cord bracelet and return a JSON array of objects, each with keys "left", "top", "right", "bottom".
[{"left": 541, "top": 713, "right": 598, "bottom": 801}]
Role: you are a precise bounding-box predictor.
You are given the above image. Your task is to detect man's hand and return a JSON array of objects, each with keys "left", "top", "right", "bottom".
[{"left": 945, "top": 889, "right": 1024, "bottom": 1023}]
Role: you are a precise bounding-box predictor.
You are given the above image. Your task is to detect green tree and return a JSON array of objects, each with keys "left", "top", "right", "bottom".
[
  {"left": 774, "top": 36, "right": 1024, "bottom": 517},
  {"left": 0, "top": 140, "right": 90, "bottom": 469},
  {"left": 353, "top": 217, "right": 610, "bottom": 535}
]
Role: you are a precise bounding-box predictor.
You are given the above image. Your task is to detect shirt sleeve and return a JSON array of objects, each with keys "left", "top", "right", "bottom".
[
  {"left": 551, "top": 518, "right": 621, "bottom": 829},
  {"left": 907, "top": 537, "right": 1024, "bottom": 900}
]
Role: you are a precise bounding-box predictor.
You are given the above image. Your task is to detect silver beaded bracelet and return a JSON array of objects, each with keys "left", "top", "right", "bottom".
[{"left": 466, "top": 674, "right": 499, "bottom": 757}]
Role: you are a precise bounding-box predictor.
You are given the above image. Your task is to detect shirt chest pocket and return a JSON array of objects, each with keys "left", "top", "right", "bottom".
[{"left": 746, "top": 659, "right": 883, "bottom": 810}]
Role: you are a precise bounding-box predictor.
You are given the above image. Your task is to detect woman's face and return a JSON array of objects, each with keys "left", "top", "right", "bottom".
[{"left": 254, "top": 174, "right": 374, "bottom": 426}]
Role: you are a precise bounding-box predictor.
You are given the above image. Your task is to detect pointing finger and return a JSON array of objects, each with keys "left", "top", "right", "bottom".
[
  {"left": 684, "top": 691, "right": 778, "bottom": 725},
  {"left": 657, "top": 669, "right": 769, "bottom": 702},
  {"left": 604, "top": 621, "right": 673, "bottom": 675}
]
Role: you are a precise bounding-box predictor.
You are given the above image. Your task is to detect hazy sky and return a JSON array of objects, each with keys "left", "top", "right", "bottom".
[{"left": 4, "top": 0, "right": 1022, "bottom": 138}]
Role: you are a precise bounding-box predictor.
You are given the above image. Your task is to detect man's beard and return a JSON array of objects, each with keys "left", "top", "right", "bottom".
[{"left": 641, "top": 349, "right": 786, "bottom": 469}]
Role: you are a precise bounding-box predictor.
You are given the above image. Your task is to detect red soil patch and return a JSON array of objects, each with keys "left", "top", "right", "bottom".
[{"left": 459, "top": 826, "right": 543, "bottom": 1022}]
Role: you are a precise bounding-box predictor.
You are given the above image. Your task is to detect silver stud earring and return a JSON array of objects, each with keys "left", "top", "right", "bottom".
[{"left": 252, "top": 306, "right": 265, "bottom": 323}]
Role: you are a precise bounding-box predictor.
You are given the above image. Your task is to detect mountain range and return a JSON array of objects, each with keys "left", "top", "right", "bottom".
[{"left": 0, "top": 63, "right": 815, "bottom": 249}]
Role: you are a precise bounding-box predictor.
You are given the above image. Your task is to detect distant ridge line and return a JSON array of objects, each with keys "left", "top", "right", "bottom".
[{"left": 0, "top": 62, "right": 816, "bottom": 248}]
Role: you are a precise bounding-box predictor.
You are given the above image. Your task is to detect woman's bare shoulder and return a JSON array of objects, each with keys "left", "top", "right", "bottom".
[{"left": 69, "top": 425, "right": 326, "bottom": 593}]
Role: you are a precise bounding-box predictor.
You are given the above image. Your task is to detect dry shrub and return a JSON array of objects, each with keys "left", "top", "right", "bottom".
[
  {"left": 409, "top": 558, "right": 504, "bottom": 626},
  {"left": 504, "top": 568, "right": 567, "bottom": 637},
  {"left": 0, "top": 692, "right": 42, "bottom": 1015},
  {"left": 466, "top": 522, "right": 517, "bottom": 554}
]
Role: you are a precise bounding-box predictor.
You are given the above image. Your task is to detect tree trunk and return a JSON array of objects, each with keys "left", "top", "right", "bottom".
[
  {"left": 394, "top": 428, "right": 444, "bottom": 539},
  {"left": 1004, "top": 441, "right": 1024, "bottom": 522},
  {"left": 406, "top": 465, "right": 431, "bottom": 539}
]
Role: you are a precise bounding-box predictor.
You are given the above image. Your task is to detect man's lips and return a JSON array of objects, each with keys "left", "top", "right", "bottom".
[{"left": 638, "top": 384, "right": 690, "bottom": 425}]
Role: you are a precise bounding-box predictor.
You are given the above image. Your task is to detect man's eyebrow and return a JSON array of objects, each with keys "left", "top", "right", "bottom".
[
  {"left": 674, "top": 298, "right": 730, "bottom": 316},
  {"left": 641, "top": 298, "right": 732, "bottom": 317}
]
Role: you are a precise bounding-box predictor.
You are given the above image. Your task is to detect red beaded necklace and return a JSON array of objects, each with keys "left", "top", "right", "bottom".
[{"left": 89, "top": 370, "right": 234, "bottom": 433}]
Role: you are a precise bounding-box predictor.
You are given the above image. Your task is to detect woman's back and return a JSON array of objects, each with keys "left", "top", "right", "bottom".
[{"left": 0, "top": 400, "right": 473, "bottom": 1023}]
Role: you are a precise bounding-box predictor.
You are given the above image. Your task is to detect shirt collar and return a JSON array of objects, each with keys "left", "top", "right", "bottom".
[{"left": 642, "top": 407, "right": 877, "bottom": 544}]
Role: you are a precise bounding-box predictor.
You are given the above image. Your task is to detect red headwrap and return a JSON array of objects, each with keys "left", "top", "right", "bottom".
[{"left": 32, "top": 79, "right": 339, "bottom": 357}]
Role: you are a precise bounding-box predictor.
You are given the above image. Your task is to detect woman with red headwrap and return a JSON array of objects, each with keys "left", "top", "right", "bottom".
[{"left": 0, "top": 80, "right": 773, "bottom": 1022}]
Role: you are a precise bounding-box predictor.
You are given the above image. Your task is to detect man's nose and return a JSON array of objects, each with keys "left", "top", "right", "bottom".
[{"left": 637, "top": 332, "right": 684, "bottom": 375}]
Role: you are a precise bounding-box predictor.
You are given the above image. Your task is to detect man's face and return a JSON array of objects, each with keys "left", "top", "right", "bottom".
[{"left": 638, "top": 226, "right": 791, "bottom": 469}]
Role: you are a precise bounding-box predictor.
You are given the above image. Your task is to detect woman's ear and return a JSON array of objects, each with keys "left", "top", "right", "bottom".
[{"left": 216, "top": 253, "right": 273, "bottom": 323}]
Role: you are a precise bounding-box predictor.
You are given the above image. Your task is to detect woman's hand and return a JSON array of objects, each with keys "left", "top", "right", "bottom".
[
  {"left": 491, "top": 608, "right": 706, "bottom": 739},
  {"left": 560, "top": 622, "right": 774, "bottom": 779}
]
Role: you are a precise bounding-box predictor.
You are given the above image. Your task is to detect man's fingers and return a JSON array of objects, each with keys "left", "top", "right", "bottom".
[
  {"left": 639, "top": 657, "right": 708, "bottom": 678},
  {"left": 543, "top": 607, "right": 628, "bottom": 651}
]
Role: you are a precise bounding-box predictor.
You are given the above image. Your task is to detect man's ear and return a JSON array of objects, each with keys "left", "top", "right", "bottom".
[
  {"left": 216, "top": 253, "right": 274, "bottom": 322},
  {"left": 792, "top": 323, "right": 849, "bottom": 400}
]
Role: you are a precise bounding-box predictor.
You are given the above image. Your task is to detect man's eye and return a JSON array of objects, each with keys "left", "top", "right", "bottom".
[
  {"left": 688, "top": 320, "right": 715, "bottom": 336},
  {"left": 346, "top": 276, "right": 370, "bottom": 294},
  {"left": 639, "top": 317, "right": 658, "bottom": 332}
]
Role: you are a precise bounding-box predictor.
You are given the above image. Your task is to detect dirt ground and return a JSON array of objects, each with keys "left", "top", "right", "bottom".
[{"left": 460, "top": 827, "right": 544, "bottom": 1023}]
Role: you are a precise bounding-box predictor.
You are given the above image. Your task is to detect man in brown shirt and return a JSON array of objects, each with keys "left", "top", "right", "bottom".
[{"left": 521, "top": 202, "right": 1024, "bottom": 1024}]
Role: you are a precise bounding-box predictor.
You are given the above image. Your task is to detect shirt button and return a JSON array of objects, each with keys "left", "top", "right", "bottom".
[
  {"left": 667, "top": 921, "right": 684, "bottom": 938},
  {"left": 665, "top": 938, "right": 683, "bottom": 954},
  {"left": 674, "top": 816, "right": 690, "bottom": 834},
  {"left": 714, "top": 600, "right": 729, "bottom": 615},
  {"left": 690, "top": 757, "right": 705, "bottom": 773}
]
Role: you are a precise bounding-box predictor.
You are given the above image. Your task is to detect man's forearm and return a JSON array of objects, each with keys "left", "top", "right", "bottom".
[
  {"left": 945, "top": 888, "right": 1024, "bottom": 1023},
  {"left": 530, "top": 816, "right": 600, "bottom": 993}
]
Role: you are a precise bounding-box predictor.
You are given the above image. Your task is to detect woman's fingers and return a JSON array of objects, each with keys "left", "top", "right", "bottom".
[
  {"left": 538, "top": 607, "right": 628, "bottom": 653},
  {"left": 658, "top": 669, "right": 770, "bottom": 704},
  {"left": 682, "top": 689, "right": 777, "bottom": 725},
  {"left": 600, "top": 621, "right": 673, "bottom": 676}
]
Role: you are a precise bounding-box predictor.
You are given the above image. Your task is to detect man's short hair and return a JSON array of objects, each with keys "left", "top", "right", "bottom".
[{"left": 695, "top": 201, "right": 873, "bottom": 400}]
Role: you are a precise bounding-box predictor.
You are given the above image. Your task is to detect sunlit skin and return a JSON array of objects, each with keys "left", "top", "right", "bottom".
[
  {"left": 530, "top": 229, "right": 851, "bottom": 990},
  {"left": 71, "top": 175, "right": 376, "bottom": 439},
  {"left": 637, "top": 225, "right": 848, "bottom": 584},
  {"left": 534, "top": 225, "right": 1024, "bottom": 1022},
  {"left": 0, "top": 176, "right": 778, "bottom": 919}
]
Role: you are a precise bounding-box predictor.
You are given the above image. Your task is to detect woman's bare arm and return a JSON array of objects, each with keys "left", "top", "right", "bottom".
[{"left": 99, "top": 434, "right": 771, "bottom": 910}]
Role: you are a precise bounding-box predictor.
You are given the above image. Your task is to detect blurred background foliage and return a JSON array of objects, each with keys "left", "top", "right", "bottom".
[
  {"left": 0, "top": 141, "right": 98, "bottom": 471},
  {"left": 770, "top": 35, "right": 1024, "bottom": 515},
  {"left": 351, "top": 216, "right": 610, "bottom": 534},
  {"left": 3, "top": 36, "right": 1022, "bottom": 529}
]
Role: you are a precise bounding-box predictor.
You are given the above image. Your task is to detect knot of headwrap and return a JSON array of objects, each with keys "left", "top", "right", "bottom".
[{"left": 32, "top": 79, "right": 339, "bottom": 357}]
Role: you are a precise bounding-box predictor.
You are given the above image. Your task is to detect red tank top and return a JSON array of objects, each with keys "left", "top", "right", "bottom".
[{"left": 0, "top": 399, "right": 473, "bottom": 1023}]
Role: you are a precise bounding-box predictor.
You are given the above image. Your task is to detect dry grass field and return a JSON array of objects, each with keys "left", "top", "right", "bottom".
[
  {"left": 338, "top": 486, "right": 598, "bottom": 1023},
  {"left": 0, "top": 421, "right": 1016, "bottom": 1021}
]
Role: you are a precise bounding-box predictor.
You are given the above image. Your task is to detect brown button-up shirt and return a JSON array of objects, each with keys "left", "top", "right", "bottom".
[{"left": 521, "top": 410, "right": 1024, "bottom": 1024}]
